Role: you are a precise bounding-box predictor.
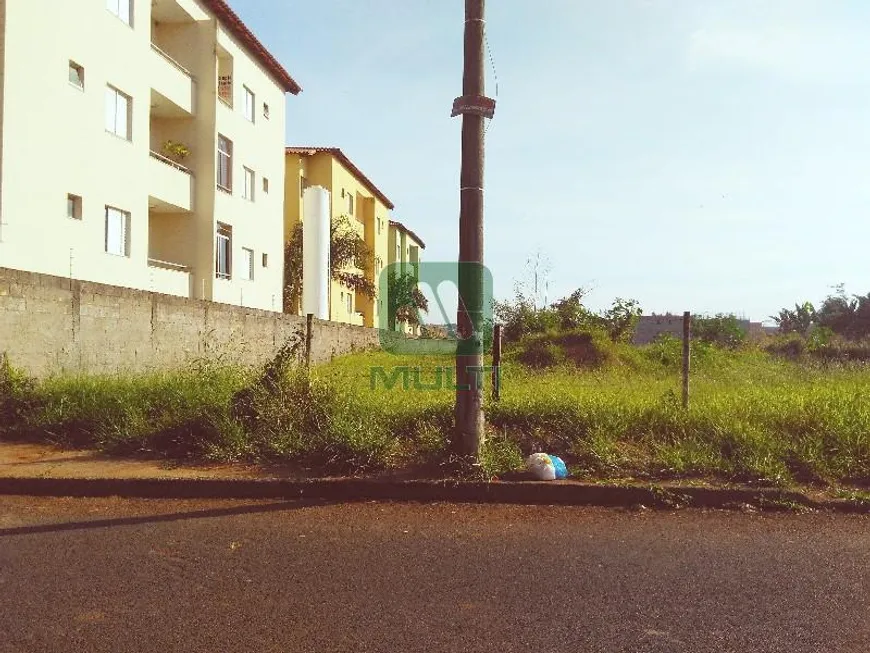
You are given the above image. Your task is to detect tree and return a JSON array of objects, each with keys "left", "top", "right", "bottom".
[
  {"left": 283, "top": 216, "right": 376, "bottom": 314},
  {"left": 692, "top": 314, "right": 746, "bottom": 349},
  {"left": 771, "top": 302, "right": 816, "bottom": 335},
  {"left": 387, "top": 270, "right": 429, "bottom": 330},
  {"left": 602, "top": 298, "right": 642, "bottom": 343}
]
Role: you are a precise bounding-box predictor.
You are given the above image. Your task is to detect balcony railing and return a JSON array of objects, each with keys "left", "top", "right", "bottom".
[
  {"left": 147, "top": 258, "right": 191, "bottom": 298},
  {"left": 149, "top": 150, "right": 192, "bottom": 175},
  {"left": 148, "top": 258, "right": 189, "bottom": 272},
  {"left": 151, "top": 43, "right": 195, "bottom": 80}
]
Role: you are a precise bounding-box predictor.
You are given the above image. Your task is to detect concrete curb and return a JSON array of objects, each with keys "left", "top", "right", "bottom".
[{"left": 1, "top": 476, "right": 868, "bottom": 513}]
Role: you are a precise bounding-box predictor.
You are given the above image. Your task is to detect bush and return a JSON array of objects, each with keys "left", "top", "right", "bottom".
[
  {"left": 692, "top": 314, "right": 747, "bottom": 349},
  {"left": 0, "top": 355, "right": 39, "bottom": 439},
  {"left": 516, "top": 336, "right": 565, "bottom": 368},
  {"left": 766, "top": 334, "right": 807, "bottom": 360},
  {"left": 515, "top": 329, "right": 615, "bottom": 370}
]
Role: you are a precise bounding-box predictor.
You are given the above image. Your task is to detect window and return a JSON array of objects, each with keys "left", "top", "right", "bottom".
[
  {"left": 243, "top": 86, "right": 255, "bottom": 122},
  {"left": 217, "top": 134, "right": 232, "bottom": 191},
  {"left": 217, "top": 51, "right": 233, "bottom": 106},
  {"left": 262, "top": 177, "right": 269, "bottom": 194},
  {"left": 216, "top": 224, "right": 232, "bottom": 279},
  {"left": 67, "top": 194, "right": 82, "bottom": 220},
  {"left": 347, "top": 192, "right": 354, "bottom": 216},
  {"left": 106, "top": 0, "right": 132, "bottom": 25},
  {"left": 105, "top": 86, "right": 131, "bottom": 140},
  {"left": 69, "top": 61, "right": 84, "bottom": 89},
  {"left": 243, "top": 167, "right": 255, "bottom": 201},
  {"left": 263, "top": 103, "right": 270, "bottom": 119},
  {"left": 346, "top": 293, "right": 353, "bottom": 314},
  {"left": 262, "top": 253, "right": 269, "bottom": 268},
  {"left": 300, "top": 177, "right": 308, "bottom": 197},
  {"left": 241, "top": 248, "right": 254, "bottom": 281},
  {"left": 105, "top": 206, "right": 130, "bottom": 257}
]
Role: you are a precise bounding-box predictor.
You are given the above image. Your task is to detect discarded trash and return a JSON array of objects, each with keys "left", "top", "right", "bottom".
[
  {"left": 550, "top": 455, "right": 569, "bottom": 480},
  {"left": 526, "top": 453, "right": 556, "bottom": 480},
  {"left": 526, "top": 453, "right": 570, "bottom": 481}
]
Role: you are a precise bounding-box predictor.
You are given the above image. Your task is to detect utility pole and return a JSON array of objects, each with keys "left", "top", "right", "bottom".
[{"left": 452, "top": 0, "right": 494, "bottom": 457}]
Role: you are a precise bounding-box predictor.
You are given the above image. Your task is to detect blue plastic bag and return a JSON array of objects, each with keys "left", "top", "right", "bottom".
[{"left": 548, "top": 455, "right": 569, "bottom": 479}]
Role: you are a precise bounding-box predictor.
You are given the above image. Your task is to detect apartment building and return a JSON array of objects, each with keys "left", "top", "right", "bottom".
[
  {"left": 388, "top": 219, "right": 425, "bottom": 334},
  {"left": 285, "top": 147, "right": 391, "bottom": 327},
  {"left": 0, "top": 0, "right": 300, "bottom": 311}
]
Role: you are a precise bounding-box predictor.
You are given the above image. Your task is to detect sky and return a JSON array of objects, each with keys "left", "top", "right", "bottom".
[{"left": 230, "top": 0, "right": 870, "bottom": 323}]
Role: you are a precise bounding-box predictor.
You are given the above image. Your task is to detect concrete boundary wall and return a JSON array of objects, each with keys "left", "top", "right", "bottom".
[{"left": 0, "top": 268, "right": 380, "bottom": 377}]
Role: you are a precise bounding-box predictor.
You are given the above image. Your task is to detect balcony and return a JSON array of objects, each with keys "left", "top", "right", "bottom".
[
  {"left": 149, "top": 151, "right": 194, "bottom": 213},
  {"left": 148, "top": 259, "right": 191, "bottom": 298},
  {"left": 150, "top": 43, "right": 195, "bottom": 117}
]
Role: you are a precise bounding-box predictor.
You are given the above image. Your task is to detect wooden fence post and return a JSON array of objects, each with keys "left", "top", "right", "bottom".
[
  {"left": 682, "top": 311, "right": 691, "bottom": 409},
  {"left": 492, "top": 323, "right": 502, "bottom": 402},
  {"left": 305, "top": 314, "right": 314, "bottom": 369}
]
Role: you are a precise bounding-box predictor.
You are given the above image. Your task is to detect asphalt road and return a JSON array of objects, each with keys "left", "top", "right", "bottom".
[{"left": 0, "top": 497, "right": 868, "bottom": 653}]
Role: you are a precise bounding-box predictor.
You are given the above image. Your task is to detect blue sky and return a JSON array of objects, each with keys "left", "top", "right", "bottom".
[{"left": 231, "top": 0, "right": 870, "bottom": 323}]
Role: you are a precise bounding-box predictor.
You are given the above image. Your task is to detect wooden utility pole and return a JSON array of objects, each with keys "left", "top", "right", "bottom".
[
  {"left": 452, "top": 0, "right": 494, "bottom": 457},
  {"left": 682, "top": 311, "right": 691, "bottom": 409}
]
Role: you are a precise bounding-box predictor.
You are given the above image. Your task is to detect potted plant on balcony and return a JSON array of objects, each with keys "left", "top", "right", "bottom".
[{"left": 162, "top": 140, "right": 190, "bottom": 164}]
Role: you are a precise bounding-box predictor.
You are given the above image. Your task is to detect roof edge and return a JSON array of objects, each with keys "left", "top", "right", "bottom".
[
  {"left": 389, "top": 220, "right": 426, "bottom": 250},
  {"left": 286, "top": 146, "right": 395, "bottom": 210},
  {"left": 204, "top": 0, "right": 302, "bottom": 94}
]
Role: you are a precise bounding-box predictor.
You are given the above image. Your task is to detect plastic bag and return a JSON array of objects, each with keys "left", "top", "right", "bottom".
[
  {"left": 550, "top": 455, "right": 569, "bottom": 479},
  {"left": 526, "top": 453, "right": 556, "bottom": 481}
]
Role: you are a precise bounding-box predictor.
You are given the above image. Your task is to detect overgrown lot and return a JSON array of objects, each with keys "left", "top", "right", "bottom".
[{"left": 3, "top": 333, "right": 870, "bottom": 487}]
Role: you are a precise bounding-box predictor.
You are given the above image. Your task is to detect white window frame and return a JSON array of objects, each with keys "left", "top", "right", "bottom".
[
  {"left": 262, "top": 252, "right": 269, "bottom": 268},
  {"left": 217, "top": 134, "right": 233, "bottom": 192},
  {"left": 243, "top": 86, "right": 255, "bottom": 123},
  {"left": 106, "top": 0, "right": 132, "bottom": 25},
  {"left": 105, "top": 85, "right": 132, "bottom": 140},
  {"left": 347, "top": 193, "right": 354, "bottom": 216},
  {"left": 241, "top": 247, "right": 254, "bottom": 281},
  {"left": 346, "top": 292, "right": 353, "bottom": 315},
  {"left": 69, "top": 61, "right": 84, "bottom": 90},
  {"left": 243, "top": 167, "right": 255, "bottom": 201},
  {"left": 216, "top": 224, "right": 232, "bottom": 279},
  {"left": 263, "top": 177, "right": 269, "bottom": 194},
  {"left": 263, "top": 103, "right": 270, "bottom": 120},
  {"left": 105, "top": 206, "right": 130, "bottom": 257}
]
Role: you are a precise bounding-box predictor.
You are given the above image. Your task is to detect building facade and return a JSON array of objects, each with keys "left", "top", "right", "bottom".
[
  {"left": 284, "top": 147, "right": 392, "bottom": 328},
  {"left": 388, "top": 220, "right": 425, "bottom": 334},
  {"left": 0, "top": 0, "right": 300, "bottom": 311}
]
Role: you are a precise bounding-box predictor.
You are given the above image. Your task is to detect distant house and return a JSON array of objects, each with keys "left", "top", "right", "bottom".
[
  {"left": 632, "top": 314, "right": 685, "bottom": 345},
  {"left": 632, "top": 314, "right": 766, "bottom": 345}
]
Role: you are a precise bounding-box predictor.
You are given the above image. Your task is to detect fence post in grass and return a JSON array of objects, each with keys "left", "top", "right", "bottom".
[
  {"left": 492, "top": 323, "right": 502, "bottom": 402},
  {"left": 682, "top": 311, "right": 691, "bottom": 409},
  {"left": 305, "top": 313, "right": 314, "bottom": 370}
]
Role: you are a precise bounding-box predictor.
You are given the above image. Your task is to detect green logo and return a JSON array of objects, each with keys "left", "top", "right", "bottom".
[{"left": 378, "top": 261, "right": 494, "bottom": 355}]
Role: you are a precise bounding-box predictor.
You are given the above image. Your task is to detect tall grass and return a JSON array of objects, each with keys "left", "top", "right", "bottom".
[{"left": 2, "top": 341, "right": 870, "bottom": 485}]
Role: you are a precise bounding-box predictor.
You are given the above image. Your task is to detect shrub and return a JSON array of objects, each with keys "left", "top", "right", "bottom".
[
  {"left": 765, "top": 334, "right": 806, "bottom": 360},
  {"left": 515, "top": 329, "right": 615, "bottom": 370},
  {"left": 0, "top": 355, "right": 39, "bottom": 438},
  {"left": 692, "top": 314, "right": 747, "bottom": 349}
]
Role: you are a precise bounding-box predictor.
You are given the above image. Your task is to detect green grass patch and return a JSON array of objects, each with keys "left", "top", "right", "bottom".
[{"left": 3, "top": 342, "right": 870, "bottom": 485}]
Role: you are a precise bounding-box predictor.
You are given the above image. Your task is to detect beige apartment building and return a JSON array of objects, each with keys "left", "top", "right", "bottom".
[{"left": 0, "top": 0, "right": 301, "bottom": 311}]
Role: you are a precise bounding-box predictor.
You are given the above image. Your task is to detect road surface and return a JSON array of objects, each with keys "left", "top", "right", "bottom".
[{"left": 0, "top": 496, "right": 868, "bottom": 652}]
